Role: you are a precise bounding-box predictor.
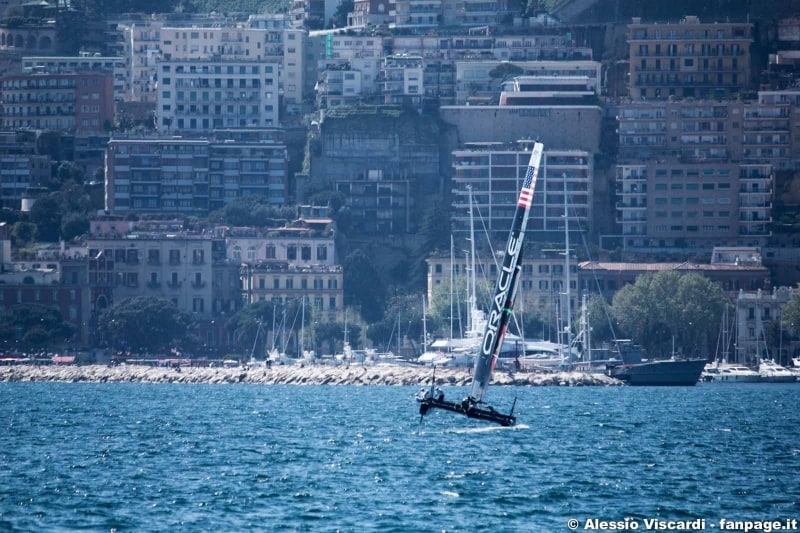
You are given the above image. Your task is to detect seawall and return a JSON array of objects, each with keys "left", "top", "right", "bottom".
[{"left": 0, "top": 364, "right": 622, "bottom": 387}]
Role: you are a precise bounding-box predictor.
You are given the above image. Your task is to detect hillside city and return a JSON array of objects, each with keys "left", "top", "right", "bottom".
[{"left": 0, "top": 0, "right": 799, "bottom": 365}]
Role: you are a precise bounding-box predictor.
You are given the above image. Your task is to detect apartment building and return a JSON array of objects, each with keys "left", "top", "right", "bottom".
[
  {"left": 391, "top": 34, "right": 592, "bottom": 64},
  {"left": 0, "top": 260, "right": 94, "bottom": 346},
  {"left": 105, "top": 133, "right": 288, "bottom": 214},
  {"left": 208, "top": 136, "right": 287, "bottom": 210},
  {"left": 389, "top": 0, "right": 441, "bottom": 29},
  {"left": 335, "top": 174, "right": 412, "bottom": 233},
  {"left": 156, "top": 58, "right": 280, "bottom": 133},
  {"left": 315, "top": 65, "right": 364, "bottom": 108},
  {"left": 0, "top": 72, "right": 115, "bottom": 133},
  {"left": 348, "top": 0, "right": 392, "bottom": 28},
  {"left": 451, "top": 141, "right": 592, "bottom": 245},
  {"left": 614, "top": 90, "right": 800, "bottom": 252},
  {"left": 22, "top": 54, "right": 129, "bottom": 102},
  {"left": 628, "top": 15, "right": 753, "bottom": 99},
  {"left": 0, "top": 132, "right": 50, "bottom": 209},
  {"left": 117, "top": 15, "right": 306, "bottom": 112},
  {"left": 314, "top": 34, "right": 386, "bottom": 95},
  {"left": 382, "top": 54, "right": 424, "bottom": 105}
]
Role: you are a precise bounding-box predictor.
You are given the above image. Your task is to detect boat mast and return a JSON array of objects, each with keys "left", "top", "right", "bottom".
[
  {"left": 469, "top": 142, "right": 543, "bottom": 404},
  {"left": 422, "top": 296, "right": 427, "bottom": 355},
  {"left": 449, "top": 234, "right": 454, "bottom": 340},
  {"left": 300, "top": 296, "right": 305, "bottom": 358},
  {"left": 468, "top": 184, "right": 477, "bottom": 336},
  {"left": 562, "top": 172, "right": 572, "bottom": 368}
]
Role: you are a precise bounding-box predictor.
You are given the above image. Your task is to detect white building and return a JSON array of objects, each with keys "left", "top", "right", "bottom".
[
  {"left": 157, "top": 59, "right": 280, "bottom": 133},
  {"left": 451, "top": 141, "right": 592, "bottom": 245},
  {"left": 455, "top": 59, "right": 602, "bottom": 104}
]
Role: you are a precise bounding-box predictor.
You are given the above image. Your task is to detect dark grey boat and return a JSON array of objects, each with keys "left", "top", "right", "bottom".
[{"left": 606, "top": 342, "right": 706, "bottom": 386}]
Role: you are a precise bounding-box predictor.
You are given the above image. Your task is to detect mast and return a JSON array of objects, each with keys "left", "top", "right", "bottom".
[
  {"left": 562, "top": 172, "right": 572, "bottom": 368},
  {"left": 469, "top": 142, "right": 543, "bottom": 404},
  {"left": 300, "top": 296, "right": 305, "bottom": 358},
  {"left": 468, "top": 185, "right": 477, "bottom": 336},
  {"left": 450, "top": 234, "right": 454, "bottom": 340},
  {"left": 422, "top": 296, "right": 427, "bottom": 355}
]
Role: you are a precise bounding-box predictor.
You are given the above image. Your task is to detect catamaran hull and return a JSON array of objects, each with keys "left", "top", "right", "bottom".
[{"left": 417, "top": 397, "right": 516, "bottom": 427}]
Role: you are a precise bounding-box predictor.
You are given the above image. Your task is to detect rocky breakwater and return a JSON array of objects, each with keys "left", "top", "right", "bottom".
[{"left": 0, "top": 364, "right": 623, "bottom": 387}]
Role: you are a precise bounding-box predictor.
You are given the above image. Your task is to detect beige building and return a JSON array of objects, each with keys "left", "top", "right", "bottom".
[
  {"left": 224, "top": 227, "right": 336, "bottom": 267},
  {"left": 628, "top": 15, "right": 753, "bottom": 100},
  {"left": 242, "top": 262, "right": 343, "bottom": 322},
  {"left": 614, "top": 90, "right": 800, "bottom": 253},
  {"left": 734, "top": 287, "right": 798, "bottom": 366},
  {"left": 426, "top": 251, "right": 578, "bottom": 339},
  {"left": 86, "top": 230, "right": 239, "bottom": 322}
]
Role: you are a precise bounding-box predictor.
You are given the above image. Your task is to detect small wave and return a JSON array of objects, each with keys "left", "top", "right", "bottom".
[{"left": 440, "top": 491, "right": 459, "bottom": 498}]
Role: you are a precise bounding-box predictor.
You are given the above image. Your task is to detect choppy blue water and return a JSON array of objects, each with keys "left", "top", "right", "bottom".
[{"left": 1, "top": 382, "right": 799, "bottom": 532}]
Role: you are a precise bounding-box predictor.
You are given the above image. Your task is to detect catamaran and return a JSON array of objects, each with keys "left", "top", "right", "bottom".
[{"left": 416, "top": 141, "right": 544, "bottom": 427}]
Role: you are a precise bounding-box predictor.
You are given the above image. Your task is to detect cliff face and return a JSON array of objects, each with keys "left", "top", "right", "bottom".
[{"left": 312, "top": 107, "right": 441, "bottom": 187}]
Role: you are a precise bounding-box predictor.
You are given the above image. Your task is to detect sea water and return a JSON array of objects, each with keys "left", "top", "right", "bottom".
[{"left": 0, "top": 382, "right": 798, "bottom": 532}]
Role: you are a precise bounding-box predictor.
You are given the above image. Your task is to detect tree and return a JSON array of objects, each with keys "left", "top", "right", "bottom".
[
  {"left": 208, "top": 196, "right": 294, "bottom": 227},
  {"left": 29, "top": 194, "right": 63, "bottom": 242},
  {"left": 611, "top": 271, "right": 726, "bottom": 358},
  {"left": 343, "top": 249, "right": 386, "bottom": 323},
  {"left": 0, "top": 304, "right": 75, "bottom": 351},
  {"left": 585, "top": 293, "right": 618, "bottom": 345},
  {"left": 11, "top": 221, "right": 37, "bottom": 248},
  {"left": 97, "top": 296, "right": 194, "bottom": 353},
  {"left": 329, "top": 0, "right": 353, "bottom": 28},
  {"left": 782, "top": 294, "right": 800, "bottom": 338}
]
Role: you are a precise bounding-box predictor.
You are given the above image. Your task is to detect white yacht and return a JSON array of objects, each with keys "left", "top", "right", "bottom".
[
  {"left": 758, "top": 359, "right": 796, "bottom": 383},
  {"left": 704, "top": 362, "right": 761, "bottom": 383}
]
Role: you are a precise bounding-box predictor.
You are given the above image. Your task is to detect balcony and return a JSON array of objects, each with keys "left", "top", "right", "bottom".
[
  {"left": 147, "top": 280, "right": 161, "bottom": 289},
  {"left": 191, "top": 280, "right": 206, "bottom": 289},
  {"left": 167, "top": 280, "right": 182, "bottom": 289}
]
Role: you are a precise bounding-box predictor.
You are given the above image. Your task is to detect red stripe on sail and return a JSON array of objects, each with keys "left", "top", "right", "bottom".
[{"left": 518, "top": 188, "right": 533, "bottom": 208}]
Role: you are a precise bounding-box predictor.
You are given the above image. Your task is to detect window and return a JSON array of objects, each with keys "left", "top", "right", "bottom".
[
  {"left": 287, "top": 245, "right": 297, "bottom": 261},
  {"left": 266, "top": 245, "right": 276, "bottom": 259},
  {"left": 316, "top": 245, "right": 327, "bottom": 261},
  {"left": 301, "top": 245, "right": 311, "bottom": 261}
]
